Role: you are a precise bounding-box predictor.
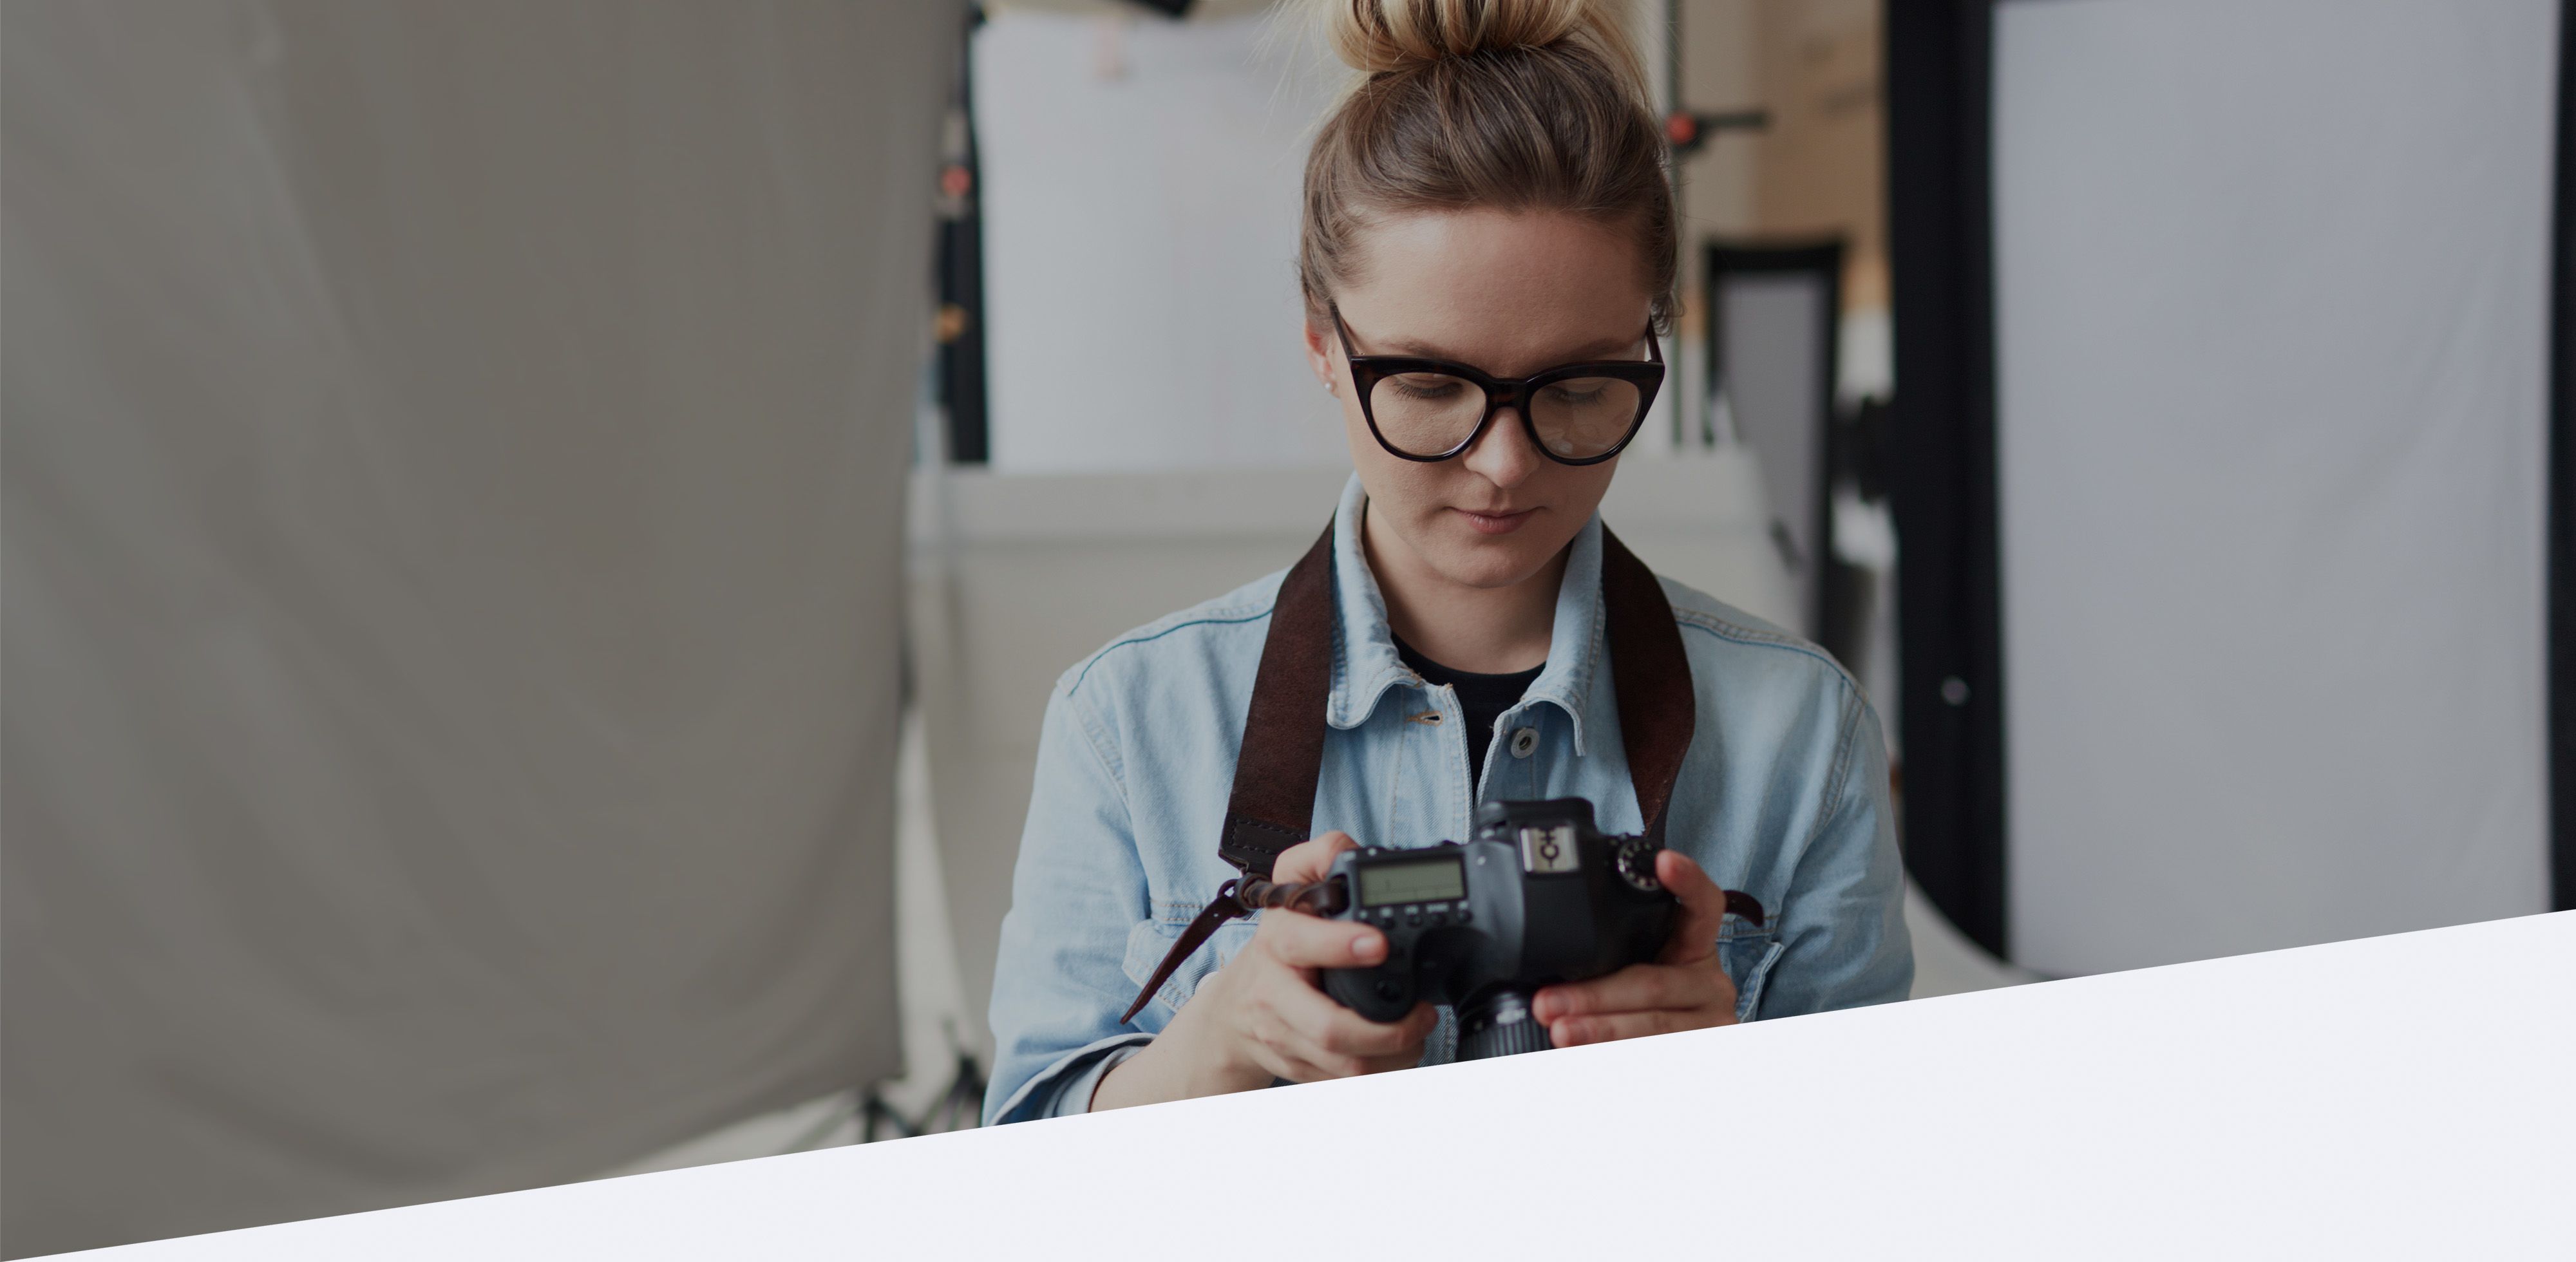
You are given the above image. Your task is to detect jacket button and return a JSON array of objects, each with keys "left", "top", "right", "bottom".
[{"left": 1509, "top": 728, "right": 1538, "bottom": 758}]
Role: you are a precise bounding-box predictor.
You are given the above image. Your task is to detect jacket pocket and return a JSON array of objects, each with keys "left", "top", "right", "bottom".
[
  {"left": 1121, "top": 914, "right": 1258, "bottom": 1020},
  {"left": 1718, "top": 915, "right": 1785, "bottom": 1022}
]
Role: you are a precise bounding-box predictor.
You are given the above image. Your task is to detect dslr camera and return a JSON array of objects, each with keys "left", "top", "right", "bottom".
[{"left": 1318, "top": 798, "right": 1676, "bottom": 1060}]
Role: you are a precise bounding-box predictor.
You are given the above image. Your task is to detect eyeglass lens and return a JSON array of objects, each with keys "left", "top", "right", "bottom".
[{"left": 1369, "top": 371, "right": 1642, "bottom": 461}]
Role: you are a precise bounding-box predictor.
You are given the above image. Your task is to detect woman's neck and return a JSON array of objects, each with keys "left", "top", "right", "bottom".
[{"left": 1361, "top": 507, "right": 1566, "bottom": 675}]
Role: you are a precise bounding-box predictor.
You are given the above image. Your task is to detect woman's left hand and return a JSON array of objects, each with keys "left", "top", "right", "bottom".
[{"left": 1530, "top": 850, "right": 1741, "bottom": 1047}]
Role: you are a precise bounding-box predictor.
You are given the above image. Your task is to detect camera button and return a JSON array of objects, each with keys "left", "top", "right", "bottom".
[
  {"left": 1508, "top": 728, "right": 1539, "bottom": 758},
  {"left": 1455, "top": 909, "right": 1472, "bottom": 923},
  {"left": 1426, "top": 911, "right": 1446, "bottom": 927}
]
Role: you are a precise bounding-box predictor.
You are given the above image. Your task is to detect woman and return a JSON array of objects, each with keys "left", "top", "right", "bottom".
[{"left": 983, "top": 0, "right": 1910, "bottom": 1124}]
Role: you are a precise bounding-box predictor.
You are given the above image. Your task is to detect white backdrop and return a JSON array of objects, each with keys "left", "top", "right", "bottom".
[
  {"left": 1713, "top": 270, "right": 1836, "bottom": 636},
  {"left": 1991, "top": 0, "right": 2558, "bottom": 975},
  {"left": 975, "top": 11, "right": 1348, "bottom": 473}
]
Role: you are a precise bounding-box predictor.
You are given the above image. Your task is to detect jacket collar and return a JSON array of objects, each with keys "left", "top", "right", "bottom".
[{"left": 1324, "top": 474, "right": 1605, "bottom": 754}]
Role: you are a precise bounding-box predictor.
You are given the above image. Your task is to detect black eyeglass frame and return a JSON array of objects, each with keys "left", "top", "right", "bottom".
[{"left": 1329, "top": 301, "right": 1666, "bottom": 466}]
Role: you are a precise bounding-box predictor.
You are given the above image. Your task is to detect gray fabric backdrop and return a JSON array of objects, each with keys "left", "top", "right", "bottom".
[
  {"left": 1991, "top": 0, "right": 2557, "bottom": 974},
  {"left": 1, "top": 3, "right": 952, "bottom": 1254}
]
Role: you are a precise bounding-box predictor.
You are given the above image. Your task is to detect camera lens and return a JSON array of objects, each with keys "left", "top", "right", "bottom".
[{"left": 1455, "top": 986, "right": 1554, "bottom": 1060}]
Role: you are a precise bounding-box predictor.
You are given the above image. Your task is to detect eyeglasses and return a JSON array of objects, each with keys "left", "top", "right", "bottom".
[{"left": 1330, "top": 301, "right": 1663, "bottom": 466}]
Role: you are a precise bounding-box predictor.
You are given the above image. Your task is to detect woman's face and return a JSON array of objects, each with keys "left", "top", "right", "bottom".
[{"left": 1303, "top": 209, "right": 1654, "bottom": 593}]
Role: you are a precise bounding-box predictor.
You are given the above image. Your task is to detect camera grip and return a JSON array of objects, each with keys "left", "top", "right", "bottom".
[{"left": 1321, "top": 964, "right": 1416, "bottom": 1024}]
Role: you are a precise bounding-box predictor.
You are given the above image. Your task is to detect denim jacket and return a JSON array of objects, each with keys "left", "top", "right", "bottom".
[{"left": 983, "top": 475, "right": 1912, "bottom": 1125}]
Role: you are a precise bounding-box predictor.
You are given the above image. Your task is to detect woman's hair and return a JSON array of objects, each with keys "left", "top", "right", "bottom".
[{"left": 1299, "top": 0, "right": 1676, "bottom": 333}]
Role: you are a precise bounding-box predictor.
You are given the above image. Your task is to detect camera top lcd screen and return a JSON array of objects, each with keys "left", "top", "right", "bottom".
[{"left": 1357, "top": 856, "right": 1466, "bottom": 907}]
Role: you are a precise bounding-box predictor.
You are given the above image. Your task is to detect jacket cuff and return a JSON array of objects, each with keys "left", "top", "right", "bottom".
[{"left": 989, "top": 1032, "right": 1154, "bottom": 1124}]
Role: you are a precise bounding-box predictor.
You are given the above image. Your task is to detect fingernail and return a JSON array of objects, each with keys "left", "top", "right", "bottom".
[{"left": 1352, "top": 934, "right": 1383, "bottom": 961}]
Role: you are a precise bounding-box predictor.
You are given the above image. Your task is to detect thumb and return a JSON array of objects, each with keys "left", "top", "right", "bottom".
[
  {"left": 1654, "top": 849, "right": 1728, "bottom": 966},
  {"left": 1273, "top": 830, "right": 1360, "bottom": 885}
]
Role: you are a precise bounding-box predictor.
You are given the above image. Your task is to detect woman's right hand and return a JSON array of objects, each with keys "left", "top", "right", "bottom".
[{"left": 1090, "top": 831, "right": 1438, "bottom": 1110}]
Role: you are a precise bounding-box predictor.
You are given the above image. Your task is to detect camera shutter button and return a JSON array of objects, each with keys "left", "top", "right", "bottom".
[{"left": 1508, "top": 727, "right": 1538, "bottom": 758}]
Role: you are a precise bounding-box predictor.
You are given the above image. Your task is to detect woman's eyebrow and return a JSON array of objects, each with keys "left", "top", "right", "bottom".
[
  {"left": 1378, "top": 334, "right": 1647, "bottom": 364},
  {"left": 1564, "top": 334, "right": 1649, "bottom": 361}
]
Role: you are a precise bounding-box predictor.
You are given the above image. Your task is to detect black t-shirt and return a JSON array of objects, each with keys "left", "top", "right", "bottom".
[{"left": 1390, "top": 631, "right": 1544, "bottom": 790}]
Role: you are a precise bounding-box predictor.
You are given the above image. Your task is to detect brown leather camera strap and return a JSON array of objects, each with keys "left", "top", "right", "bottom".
[
  {"left": 1598, "top": 524, "right": 1694, "bottom": 845},
  {"left": 1213, "top": 523, "right": 1341, "bottom": 879},
  {"left": 1120, "top": 516, "right": 1726, "bottom": 1024},
  {"left": 1222, "top": 517, "right": 1693, "bottom": 877}
]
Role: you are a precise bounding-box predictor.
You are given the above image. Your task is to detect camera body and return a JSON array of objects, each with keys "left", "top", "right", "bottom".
[{"left": 1318, "top": 798, "right": 1676, "bottom": 1059}]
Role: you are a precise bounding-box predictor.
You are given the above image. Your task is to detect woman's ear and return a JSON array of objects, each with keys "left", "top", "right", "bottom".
[{"left": 1302, "top": 316, "right": 1337, "bottom": 396}]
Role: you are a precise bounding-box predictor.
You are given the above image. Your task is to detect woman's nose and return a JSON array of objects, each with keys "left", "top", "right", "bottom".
[{"left": 1461, "top": 406, "right": 1541, "bottom": 489}]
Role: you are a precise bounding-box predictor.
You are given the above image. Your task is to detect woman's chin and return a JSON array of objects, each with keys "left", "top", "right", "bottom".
[{"left": 1427, "top": 536, "right": 1560, "bottom": 591}]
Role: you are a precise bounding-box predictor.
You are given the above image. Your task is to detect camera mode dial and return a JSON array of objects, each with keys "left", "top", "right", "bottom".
[{"left": 1615, "top": 840, "right": 1663, "bottom": 892}]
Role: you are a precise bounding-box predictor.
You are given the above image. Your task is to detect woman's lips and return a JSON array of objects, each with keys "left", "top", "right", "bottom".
[{"left": 1454, "top": 506, "right": 1538, "bottom": 535}]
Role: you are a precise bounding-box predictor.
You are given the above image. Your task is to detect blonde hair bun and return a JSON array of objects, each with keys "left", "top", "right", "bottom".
[
  {"left": 1298, "top": 0, "right": 1677, "bottom": 334},
  {"left": 1324, "top": 0, "right": 1647, "bottom": 99}
]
